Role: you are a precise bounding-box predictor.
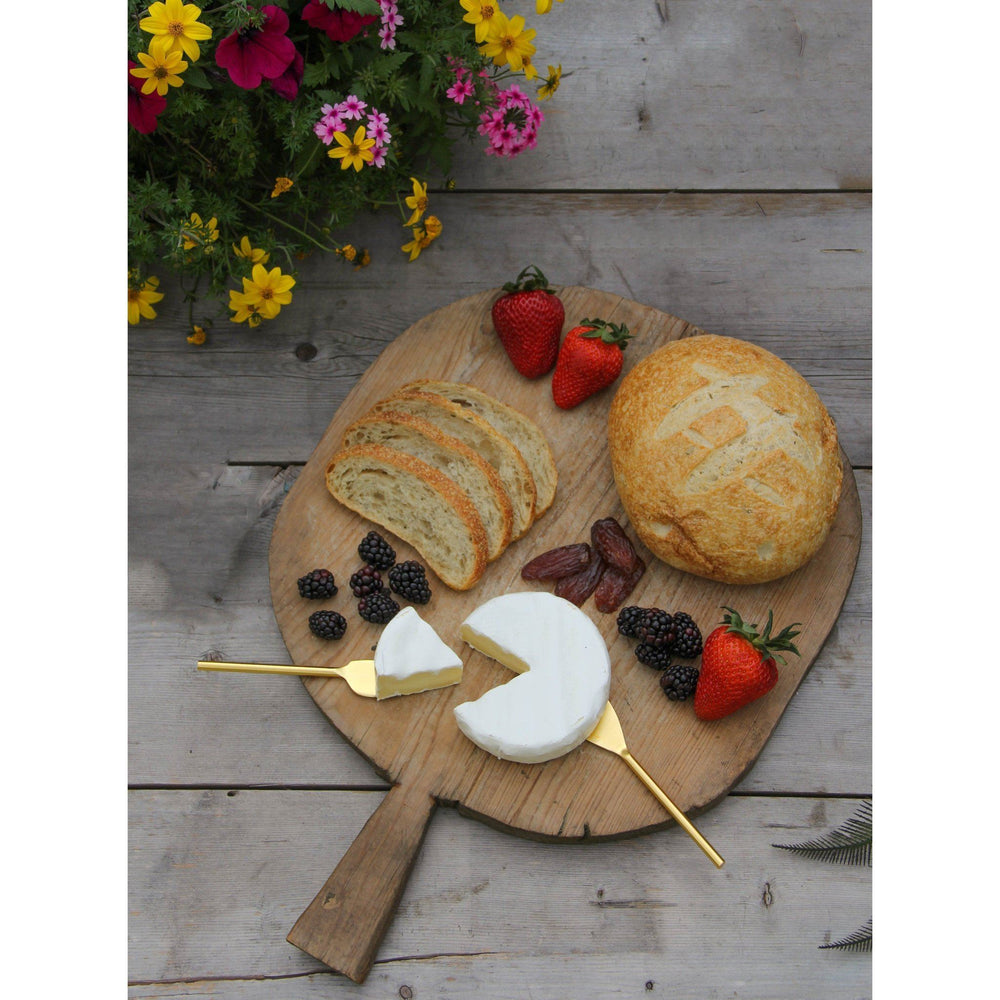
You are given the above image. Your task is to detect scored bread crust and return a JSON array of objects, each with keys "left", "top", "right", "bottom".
[
  {"left": 325, "top": 443, "right": 489, "bottom": 591},
  {"left": 340, "top": 409, "right": 515, "bottom": 560},
  {"left": 372, "top": 389, "right": 537, "bottom": 539},
  {"left": 401, "top": 379, "right": 558, "bottom": 519},
  {"left": 608, "top": 334, "right": 843, "bottom": 584}
]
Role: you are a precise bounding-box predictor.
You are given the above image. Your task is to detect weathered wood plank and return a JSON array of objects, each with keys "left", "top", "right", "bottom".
[
  {"left": 128, "top": 192, "right": 871, "bottom": 465},
  {"left": 129, "top": 464, "right": 869, "bottom": 792},
  {"left": 447, "top": 0, "right": 871, "bottom": 191},
  {"left": 128, "top": 792, "right": 871, "bottom": 995}
]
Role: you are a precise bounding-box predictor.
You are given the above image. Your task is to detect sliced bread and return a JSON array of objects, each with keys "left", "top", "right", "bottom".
[
  {"left": 371, "top": 389, "right": 537, "bottom": 539},
  {"left": 403, "top": 379, "right": 558, "bottom": 518},
  {"left": 341, "top": 409, "right": 514, "bottom": 561},
  {"left": 325, "top": 443, "right": 488, "bottom": 591}
]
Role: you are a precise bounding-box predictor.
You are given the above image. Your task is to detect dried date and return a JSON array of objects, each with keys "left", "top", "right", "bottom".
[
  {"left": 554, "top": 552, "right": 607, "bottom": 606},
  {"left": 593, "top": 556, "right": 646, "bottom": 613},
  {"left": 521, "top": 543, "right": 592, "bottom": 581},
  {"left": 591, "top": 517, "right": 642, "bottom": 574}
]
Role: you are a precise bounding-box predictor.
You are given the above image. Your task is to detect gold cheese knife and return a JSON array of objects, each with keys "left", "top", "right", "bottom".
[{"left": 198, "top": 658, "right": 723, "bottom": 866}]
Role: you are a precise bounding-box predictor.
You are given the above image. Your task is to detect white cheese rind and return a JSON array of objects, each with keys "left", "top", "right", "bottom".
[
  {"left": 453, "top": 592, "right": 611, "bottom": 763},
  {"left": 374, "top": 606, "right": 464, "bottom": 699}
]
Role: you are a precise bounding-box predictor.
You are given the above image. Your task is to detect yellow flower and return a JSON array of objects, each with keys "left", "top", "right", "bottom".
[
  {"left": 140, "top": 0, "right": 213, "bottom": 62},
  {"left": 536, "top": 0, "right": 565, "bottom": 13},
  {"left": 404, "top": 177, "right": 429, "bottom": 226},
  {"left": 228, "top": 290, "right": 264, "bottom": 327},
  {"left": 328, "top": 126, "right": 376, "bottom": 171},
  {"left": 521, "top": 53, "right": 538, "bottom": 81},
  {"left": 187, "top": 325, "right": 207, "bottom": 345},
  {"left": 460, "top": 0, "right": 504, "bottom": 44},
  {"left": 337, "top": 244, "right": 358, "bottom": 262},
  {"left": 423, "top": 216, "right": 443, "bottom": 242},
  {"left": 233, "top": 236, "right": 270, "bottom": 265},
  {"left": 128, "top": 273, "right": 164, "bottom": 325},
  {"left": 130, "top": 45, "right": 188, "bottom": 97},
  {"left": 234, "top": 264, "right": 296, "bottom": 320},
  {"left": 402, "top": 226, "right": 427, "bottom": 261},
  {"left": 271, "top": 176, "right": 294, "bottom": 198},
  {"left": 355, "top": 249, "right": 371, "bottom": 269},
  {"left": 181, "top": 213, "right": 219, "bottom": 252},
  {"left": 480, "top": 11, "right": 536, "bottom": 72},
  {"left": 537, "top": 64, "right": 562, "bottom": 99}
]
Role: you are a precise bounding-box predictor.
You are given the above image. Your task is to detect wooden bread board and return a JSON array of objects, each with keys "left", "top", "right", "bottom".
[{"left": 268, "top": 287, "right": 863, "bottom": 980}]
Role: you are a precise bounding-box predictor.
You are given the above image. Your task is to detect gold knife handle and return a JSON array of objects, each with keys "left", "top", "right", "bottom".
[
  {"left": 621, "top": 750, "right": 725, "bottom": 868},
  {"left": 197, "top": 660, "right": 344, "bottom": 678}
]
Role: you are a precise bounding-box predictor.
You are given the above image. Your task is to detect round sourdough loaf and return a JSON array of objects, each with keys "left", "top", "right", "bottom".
[{"left": 607, "top": 334, "right": 842, "bottom": 584}]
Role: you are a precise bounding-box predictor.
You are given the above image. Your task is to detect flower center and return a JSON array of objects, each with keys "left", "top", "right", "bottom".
[
  {"left": 260, "top": 288, "right": 274, "bottom": 301},
  {"left": 154, "top": 65, "right": 169, "bottom": 79},
  {"left": 348, "top": 142, "right": 361, "bottom": 156},
  {"left": 482, "top": 4, "right": 495, "bottom": 17},
  {"left": 501, "top": 35, "right": 515, "bottom": 51},
  {"left": 128, "top": 289, "right": 140, "bottom": 303},
  {"left": 168, "top": 20, "right": 184, "bottom": 37}
]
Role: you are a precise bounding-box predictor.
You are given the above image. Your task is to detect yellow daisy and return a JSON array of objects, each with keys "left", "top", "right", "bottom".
[
  {"left": 404, "top": 177, "right": 429, "bottom": 226},
  {"left": 128, "top": 274, "right": 164, "bottom": 325},
  {"left": 460, "top": 1, "right": 505, "bottom": 45},
  {"left": 328, "top": 126, "right": 376, "bottom": 172},
  {"left": 232, "top": 236, "right": 270, "bottom": 265},
  {"left": 140, "top": 0, "right": 213, "bottom": 62},
  {"left": 480, "top": 11, "right": 536, "bottom": 72},
  {"left": 130, "top": 45, "right": 188, "bottom": 97}
]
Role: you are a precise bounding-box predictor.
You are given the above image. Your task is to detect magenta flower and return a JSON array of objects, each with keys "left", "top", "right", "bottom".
[
  {"left": 128, "top": 60, "right": 167, "bottom": 134},
  {"left": 302, "top": 1, "right": 376, "bottom": 42},
  {"left": 270, "top": 49, "right": 304, "bottom": 100},
  {"left": 477, "top": 85, "right": 544, "bottom": 159},
  {"left": 215, "top": 6, "right": 296, "bottom": 90},
  {"left": 447, "top": 76, "right": 475, "bottom": 105},
  {"left": 339, "top": 94, "right": 367, "bottom": 120}
]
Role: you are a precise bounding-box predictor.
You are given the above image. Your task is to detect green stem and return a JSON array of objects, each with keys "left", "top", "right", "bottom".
[{"left": 233, "top": 195, "right": 338, "bottom": 252}]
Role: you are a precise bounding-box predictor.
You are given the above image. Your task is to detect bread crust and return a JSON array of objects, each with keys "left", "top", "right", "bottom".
[
  {"left": 608, "top": 334, "right": 842, "bottom": 584},
  {"left": 373, "top": 389, "right": 537, "bottom": 539},
  {"left": 325, "top": 443, "right": 489, "bottom": 590},
  {"left": 401, "top": 379, "right": 558, "bottom": 518},
  {"left": 341, "top": 409, "right": 515, "bottom": 560}
]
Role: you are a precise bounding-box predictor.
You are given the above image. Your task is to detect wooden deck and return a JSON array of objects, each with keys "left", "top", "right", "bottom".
[{"left": 128, "top": 2, "right": 872, "bottom": 996}]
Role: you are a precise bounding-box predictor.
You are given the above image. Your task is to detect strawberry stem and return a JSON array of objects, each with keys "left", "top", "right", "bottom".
[
  {"left": 578, "top": 317, "right": 632, "bottom": 348},
  {"left": 502, "top": 264, "right": 554, "bottom": 294},
  {"left": 719, "top": 606, "right": 802, "bottom": 664}
]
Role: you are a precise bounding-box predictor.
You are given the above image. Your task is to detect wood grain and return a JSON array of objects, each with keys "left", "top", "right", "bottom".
[{"left": 267, "top": 288, "right": 862, "bottom": 978}]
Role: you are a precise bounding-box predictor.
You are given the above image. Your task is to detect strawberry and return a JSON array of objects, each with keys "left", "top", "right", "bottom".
[
  {"left": 551, "top": 318, "right": 632, "bottom": 409},
  {"left": 693, "top": 608, "right": 801, "bottom": 721},
  {"left": 491, "top": 265, "right": 565, "bottom": 378}
]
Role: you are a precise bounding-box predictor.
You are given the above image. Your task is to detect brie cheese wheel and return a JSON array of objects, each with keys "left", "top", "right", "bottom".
[
  {"left": 374, "top": 606, "right": 464, "bottom": 700},
  {"left": 454, "top": 592, "right": 611, "bottom": 763}
]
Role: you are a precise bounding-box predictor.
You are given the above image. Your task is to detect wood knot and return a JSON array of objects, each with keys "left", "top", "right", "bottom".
[
  {"left": 761, "top": 881, "right": 774, "bottom": 907},
  {"left": 399, "top": 987, "right": 414, "bottom": 999},
  {"left": 295, "top": 342, "right": 318, "bottom": 361}
]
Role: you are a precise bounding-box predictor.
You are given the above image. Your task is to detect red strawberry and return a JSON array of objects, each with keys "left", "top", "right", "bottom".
[
  {"left": 693, "top": 608, "right": 801, "bottom": 721},
  {"left": 551, "top": 318, "right": 632, "bottom": 409},
  {"left": 491, "top": 265, "right": 565, "bottom": 378}
]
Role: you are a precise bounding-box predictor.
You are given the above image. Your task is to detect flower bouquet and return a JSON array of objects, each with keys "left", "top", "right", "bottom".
[{"left": 127, "top": 0, "right": 567, "bottom": 338}]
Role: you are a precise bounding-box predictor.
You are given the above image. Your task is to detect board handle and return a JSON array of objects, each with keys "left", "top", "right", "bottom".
[{"left": 287, "top": 780, "right": 437, "bottom": 983}]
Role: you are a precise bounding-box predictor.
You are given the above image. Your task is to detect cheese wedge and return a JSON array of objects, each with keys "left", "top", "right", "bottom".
[
  {"left": 374, "top": 606, "right": 464, "bottom": 700},
  {"left": 454, "top": 593, "right": 611, "bottom": 763}
]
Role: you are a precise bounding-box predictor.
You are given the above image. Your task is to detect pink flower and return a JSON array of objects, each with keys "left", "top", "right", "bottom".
[
  {"left": 367, "top": 117, "right": 391, "bottom": 146},
  {"left": 447, "top": 77, "right": 475, "bottom": 105},
  {"left": 128, "top": 60, "right": 167, "bottom": 134},
  {"left": 302, "top": 1, "right": 376, "bottom": 42},
  {"left": 215, "top": 6, "right": 296, "bottom": 90},
  {"left": 339, "top": 94, "right": 367, "bottom": 120},
  {"left": 370, "top": 145, "right": 388, "bottom": 168},
  {"left": 270, "top": 49, "right": 304, "bottom": 101},
  {"left": 477, "top": 85, "right": 545, "bottom": 159}
]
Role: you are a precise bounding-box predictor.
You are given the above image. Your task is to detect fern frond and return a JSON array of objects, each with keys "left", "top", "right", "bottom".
[
  {"left": 820, "top": 917, "right": 872, "bottom": 952},
  {"left": 773, "top": 800, "right": 871, "bottom": 866}
]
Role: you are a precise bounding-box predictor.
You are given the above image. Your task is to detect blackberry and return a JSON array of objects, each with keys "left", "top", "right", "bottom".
[
  {"left": 671, "top": 612, "right": 703, "bottom": 658},
  {"left": 616, "top": 605, "right": 646, "bottom": 639},
  {"left": 357, "top": 531, "right": 396, "bottom": 570},
  {"left": 635, "top": 643, "right": 673, "bottom": 670},
  {"left": 297, "top": 568, "right": 338, "bottom": 600},
  {"left": 349, "top": 565, "right": 383, "bottom": 598},
  {"left": 637, "top": 609, "right": 677, "bottom": 649},
  {"left": 358, "top": 591, "right": 400, "bottom": 625},
  {"left": 308, "top": 609, "right": 347, "bottom": 640},
  {"left": 660, "top": 664, "right": 700, "bottom": 701},
  {"left": 388, "top": 560, "right": 432, "bottom": 604}
]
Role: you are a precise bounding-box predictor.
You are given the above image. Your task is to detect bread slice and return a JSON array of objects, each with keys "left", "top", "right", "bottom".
[
  {"left": 326, "top": 443, "right": 488, "bottom": 591},
  {"left": 371, "top": 390, "right": 537, "bottom": 539},
  {"left": 403, "top": 380, "right": 558, "bottom": 518},
  {"left": 341, "top": 409, "right": 514, "bottom": 561}
]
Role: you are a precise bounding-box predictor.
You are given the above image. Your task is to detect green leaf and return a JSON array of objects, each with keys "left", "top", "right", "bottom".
[{"left": 327, "top": 0, "right": 380, "bottom": 14}]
